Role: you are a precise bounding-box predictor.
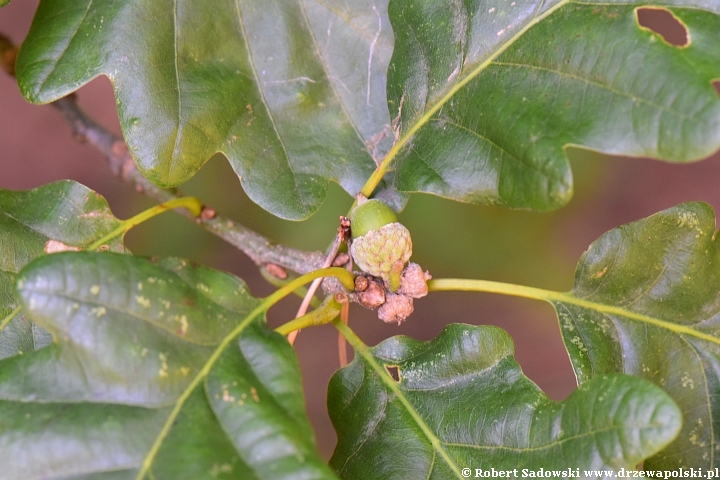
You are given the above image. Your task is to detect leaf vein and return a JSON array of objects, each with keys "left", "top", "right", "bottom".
[
  {"left": 167, "top": 0, "right": 183, "bottom": 180},
  {"left": 297, "top": 1, "right": 370, "bottom": 163},
  {"left": 36, "top": 0, "right": 94, "bottom": 93},
  {"left": 678, "top": 335, "right": 715, "bottom": 465},
  {"left": 336, "top": 387, "right": 388, "bottom": 474},
  {"left": 361, "top": 0, "right": 571, "bottom": 197},
  {"left": 437, "top": 118, "right": 561, "bottom": 181},
  {"left": 232, "top": 0, "right": 303, "bottom": 201},
  {"left": 20, "top": 289, "right": 223, "bottom": 346},
  {"left": 490, "top": 61, "right": 694, "bottom": 121},
  {"left": 443, "top": 422, "right": 669, "bottom": 452}
]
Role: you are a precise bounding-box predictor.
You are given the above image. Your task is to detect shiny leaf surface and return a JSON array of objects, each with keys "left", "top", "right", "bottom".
[
  {"left": 0, "top": 181, "right": 124, "bottom": 360},
  {"left": 555, "top": 202, "right": 720, "bottom": 468},
  {"left": 2, "top": 252, "right": 335, "bottom": 480},
  {"left": 16, "top": 0, "right": 398, "bottom": 219},
  {"left": 329, "top": 324, "right": 680, "bottom": 477},
  {"left": 388, "top": 0, "right": 720, "bottom": 210}
]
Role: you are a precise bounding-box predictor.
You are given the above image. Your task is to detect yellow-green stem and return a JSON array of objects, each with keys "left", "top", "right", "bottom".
[
  {"left": 0, "top": 200, "right": 203, "bottom": 336},
  {"left": 135, "top": 266, "right": 354, "bottom": 480},
  {"left": 388, "top": 269, "right": 402, "bottom": 293},
  {"left": 429, "top": 278, "right": 720, "bottom": 346},
  {"left": 332, "top": 318, "right": 366, "bottom": 353},
  {"left": 428, "top": 278, "right": 555, "bottom": 302},
  {"left": 275, "top": 294, "right": 345, "bottom": 336},
  {"left": 260, "top": 269, "right": 321, "bottom": 308},
  {"left": 88, "top": 197, "right": 203, "bottom": 251},
  {"left": 332, "top": 319, "right": 465, "bottom": 479}
]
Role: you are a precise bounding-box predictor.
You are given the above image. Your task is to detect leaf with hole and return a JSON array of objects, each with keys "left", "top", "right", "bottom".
[
  {"left": 387, "top": 0, "right": 720, "bottom": 210},
  {"left": 328, "top": 324, "right": 681, "bottom": 477},
  {"left": 553, "top": 202, "right": 720, "bottom": 468},
  {"left": 1, "top": 252, "right": 335, "bottom": 480},
  {"left": 0, "top": 180, "right": 125, "bottom": 360},
  {"left": 15, "top": 0, "right": 401, "bottom": 220}
]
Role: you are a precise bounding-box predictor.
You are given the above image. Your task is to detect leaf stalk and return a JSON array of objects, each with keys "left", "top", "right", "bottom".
[
  {"left": 275, "top": 293, "right": 347, "bottom": 336},
  {"left": 87, "top": 197, "right": 203, "bottom": 251},
  {"left": 429, "top": 278, "right": 720, "bottom": 345}
]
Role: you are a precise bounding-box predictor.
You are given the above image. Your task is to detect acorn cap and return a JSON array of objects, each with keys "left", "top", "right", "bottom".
[
  {"left": 349, "top": 198, "right": 412, "bottom": 283},
  {"left": 350, "top": 222, "right": 412, "bottom": 281}
]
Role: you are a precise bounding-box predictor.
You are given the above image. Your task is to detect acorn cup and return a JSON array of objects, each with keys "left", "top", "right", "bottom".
[{"left": 349, "top": 197, "right": 412, "bottom": 292}]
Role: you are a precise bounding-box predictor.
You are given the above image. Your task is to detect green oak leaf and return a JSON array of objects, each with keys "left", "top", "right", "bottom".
[
  {"left": 1, "top": 252, "right": 335, "bottom": 480},
  {"left": 328, "top": 324, "right": 681, "bottom": 477},
  {"left": 554, "top": 202, "right": 720, "bottom": 468},
  {"left": 0, "top": 180, "right": 125, "bottom": 360},
  {"left": 387, "top": 0, "right": 720, "bottom": 210},
  {"left": 16, "top": 0, "right": 401, "bottom": 220}
]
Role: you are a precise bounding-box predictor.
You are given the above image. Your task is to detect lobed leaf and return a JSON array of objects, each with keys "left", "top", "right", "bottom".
[
  {"left": 387, "top": 0, "right": 720, "bottom": 210},
  {"left": 329, "top": 324, "right": 680, "bottom": 477},
  {"left": 0, "top": 181, "right": 125, "bottom": 360},
  {"left": 554, "top": 202, "right": 720, "bottom": 468},
  {"left": 16, "top": 1, "right": 720, "bottom": 218},
  {"left": 1, "top": 252, "right": 335, "bottom": 480},
  {"left": 15, "top": 0, "right": 400, "bottom": 219}
]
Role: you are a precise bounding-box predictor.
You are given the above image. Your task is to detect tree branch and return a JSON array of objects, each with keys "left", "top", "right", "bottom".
[
  {"left": 1, "top": 34, "right": 323, "bottom": 277},
  {"left": 56, "top": 96, "right": 324, "bottom": 274}
]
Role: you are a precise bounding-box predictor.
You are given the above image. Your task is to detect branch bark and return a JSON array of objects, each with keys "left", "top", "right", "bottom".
[
  {"left": 1, "top": 33, "right": 323, "bottom": 277},
  {"left": 55, "top": 96, "right": 325, "bottom": 274}
]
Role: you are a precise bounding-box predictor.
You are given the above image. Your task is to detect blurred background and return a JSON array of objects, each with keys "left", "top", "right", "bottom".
[{"left": 2, "top": 1, "right": 719, "bottom": 458}]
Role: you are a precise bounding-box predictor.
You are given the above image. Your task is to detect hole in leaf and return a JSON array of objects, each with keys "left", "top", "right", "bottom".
[
  {"left": 714, "top": 80, "right": 720, "bottom": 97},
  {"left": 385, "top": 365, "right": 400, "bottom": 382},
  {"left": 636, "top": 7, "right": 689, "bottom": 47}
]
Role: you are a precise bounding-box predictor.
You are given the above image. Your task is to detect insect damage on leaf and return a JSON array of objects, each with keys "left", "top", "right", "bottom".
[
  {"left": 636, "top": 7, "right": 689, "bottom": 47},
  {"left": 44, "top": 240, "right": 82, "bottom": 254}
]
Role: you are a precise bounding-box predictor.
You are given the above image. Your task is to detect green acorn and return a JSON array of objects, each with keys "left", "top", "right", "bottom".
[{"left": 350, "top": 197, "right": 412, "bottom": 292}]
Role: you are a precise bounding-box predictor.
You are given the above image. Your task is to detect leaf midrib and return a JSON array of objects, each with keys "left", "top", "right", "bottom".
[
  {"left": 134, "top": 268, "right": 348, "bottom": 480},
  {"left": 552, "top": 291, "right": 720, "bottom": 345},
  {"left": 297, "top": 0, "right": 373, "bottom": 159},
  {"left": 366, "top": 0, "right": 713, "bottom": 199},
  {"left": 490, "top": 61, "right": 696, "bottom": 121},
  {"left": 232, "top": 0, "right": 310, "bottom": 204},
  {"left": 167, "top": 0, "right": 184, "bottom": 182},
  {"left": 1, "top": 206, "right": 119, "bottom": 249},
  {"left": 442, "top": 421, "right": 669, "bottom": 453},
  {"left": 362, "top": 0, "right": 571, "bottom": 197},
  {"left": 334, "top": 320, "right": 465, "bottom": 479},
  {"left": 34, "top": 0, "right": 94, "bottom": 94}
]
